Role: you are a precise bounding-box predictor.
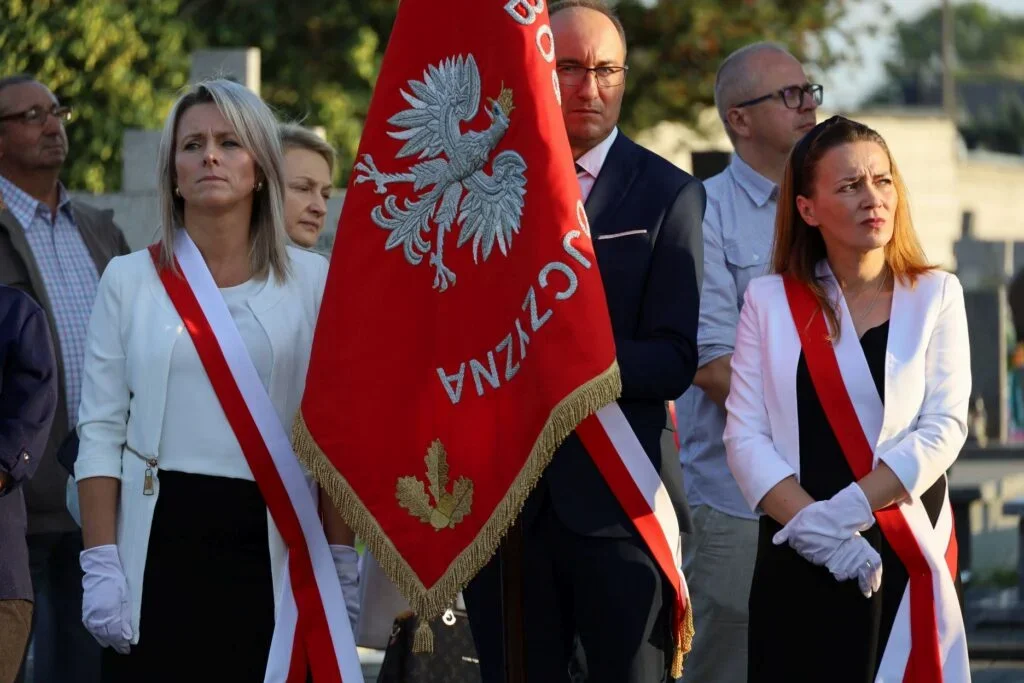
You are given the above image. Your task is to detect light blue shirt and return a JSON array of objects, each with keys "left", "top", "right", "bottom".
[
  {"left": 677, "top": 154, "right": 777, "bottom": 519},
  {"left": 0, "top": 174, "right": 99, "bottom": 429}
]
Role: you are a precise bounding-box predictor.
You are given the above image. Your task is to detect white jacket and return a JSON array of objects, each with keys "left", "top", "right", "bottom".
[
  {"left": 723, "top": 264, "right": 973, "bottom": 681},
  {"left": 724, "top": 266, "right": 970, "bottom": 512},
  {"left": 75, "top": 246, "right": 329, "bottom": 643}
]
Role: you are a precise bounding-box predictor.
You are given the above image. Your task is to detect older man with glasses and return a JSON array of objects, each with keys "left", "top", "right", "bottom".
[
  {"left": 0, "top": 73, "right": 130, "bottom": 683},
  {"left": 674, "top": 42, "right": 820, "bottom": 683}
]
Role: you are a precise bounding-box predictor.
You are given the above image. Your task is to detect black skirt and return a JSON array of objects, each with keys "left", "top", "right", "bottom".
[{"left": 102, "top": 470, "right": 276, "bottom": 683}]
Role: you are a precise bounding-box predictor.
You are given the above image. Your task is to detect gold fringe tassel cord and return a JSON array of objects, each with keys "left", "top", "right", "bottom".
[
  {"left": 412, "top": 619, "right": 434, "bottom": 654},
  {"left": 671, "top": 602, "right": 696, "bottom": 679},
  {"left": 291, "top": 362, "right": 622, "bottom": 635}
]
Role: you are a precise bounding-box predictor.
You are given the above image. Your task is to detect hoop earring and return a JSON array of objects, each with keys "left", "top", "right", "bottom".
[{"left": 174, "top": 186, "right": 182, "bottom": 198}]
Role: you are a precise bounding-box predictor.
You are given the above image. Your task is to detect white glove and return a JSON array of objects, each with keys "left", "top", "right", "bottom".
[
  {"left": 773, "top": 482, "right": 875, "bottom": 565},
  {"left": 824, "top": 533, "right": 884, "bottom": 598},
  {"left": 330, "top": 545, "right": 360, "bottom": 633},
  {"left": 80, "top": 545, "right": 133, "bottom": 654}
]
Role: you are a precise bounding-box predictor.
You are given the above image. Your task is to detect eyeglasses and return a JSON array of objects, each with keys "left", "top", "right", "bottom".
[
  {"left": 734, "top": 84, "right": 823, "bottom": 110},
  {"left": 0, "top": 105, "right": 73, "bottom": 126},
  {"left": 556, "top": 65, "right": 629, "bottom": 88}
]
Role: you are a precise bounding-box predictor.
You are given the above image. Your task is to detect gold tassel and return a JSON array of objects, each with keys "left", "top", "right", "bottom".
[
  {"left": 671, "top": 604, "right": 695, "bottom": 679},
  {"left": 412, "top": 618, "right": 434, "bottom": 654}
]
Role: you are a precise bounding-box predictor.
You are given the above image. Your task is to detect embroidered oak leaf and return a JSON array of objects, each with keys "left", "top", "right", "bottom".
[
  {"left": 396, "top": 476, "right": 433, "bottom": 523},
  {"left": 396, "top": 439, "right": 474, "bottom": 531},
  {"left": 425, "top": 440, "right": 450, "bottom": 503},
  {"left": 446, "top": 476, "right": 474, "bottom": 527}
]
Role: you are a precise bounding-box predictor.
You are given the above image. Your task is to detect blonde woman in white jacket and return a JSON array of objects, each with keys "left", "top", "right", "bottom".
[{"left": 75, "top": 80, "right": 359, "bottom": 682}]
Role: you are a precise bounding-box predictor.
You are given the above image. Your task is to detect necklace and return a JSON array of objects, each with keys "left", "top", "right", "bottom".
[{"left": 845, "top": 270, "right": 889, "bottom": 330}]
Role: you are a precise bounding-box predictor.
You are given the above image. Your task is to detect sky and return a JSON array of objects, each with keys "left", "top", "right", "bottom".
[{"left": 821, "top": 0, "right": 1024, "bottom": 109}]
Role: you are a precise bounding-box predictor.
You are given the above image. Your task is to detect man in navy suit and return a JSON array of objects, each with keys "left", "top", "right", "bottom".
[
  {"left": 0, "top": 285, "right": 57, "bottom": 683},
  {"left": 464, "top": 2, "right": 705, "bottom": 681}
]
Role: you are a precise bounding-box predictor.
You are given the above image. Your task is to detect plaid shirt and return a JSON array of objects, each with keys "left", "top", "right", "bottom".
[{"left": 0, "top": 174, "right": 99, "bottom": 429}]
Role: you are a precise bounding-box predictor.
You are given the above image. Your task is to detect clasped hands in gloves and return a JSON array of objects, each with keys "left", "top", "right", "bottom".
[
  {"left": 81, "top": 544, "right": 363, "bottom": 654},
  {"left": 773, "top": 482, "right": 883, "bottom": 598}
]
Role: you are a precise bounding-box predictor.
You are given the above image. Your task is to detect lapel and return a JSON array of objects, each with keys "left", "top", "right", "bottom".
[
  {"left": 584, "top": 133, "right": 642, "bottom": 236},
  {"left": 877, "top": 274, "right": 912, "bottom": 451},
  {"left": 71, "top": 202, "right": 114, "bottom": 276}
]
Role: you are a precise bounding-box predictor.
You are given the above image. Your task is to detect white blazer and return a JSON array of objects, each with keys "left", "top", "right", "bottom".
[
  {"left": 75, "top": 246, "right": 329, "bottom": 643},
  {"left": 723, "top": 266, "right": 971, "bottom": 514}
]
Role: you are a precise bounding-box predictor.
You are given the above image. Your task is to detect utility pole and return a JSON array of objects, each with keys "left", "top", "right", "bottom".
[{"left": 941, "top": 0, "right": 957, "bottom": 120}]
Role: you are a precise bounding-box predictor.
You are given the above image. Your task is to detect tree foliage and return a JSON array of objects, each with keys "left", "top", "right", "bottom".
[
  {"left": 0, "top": 0, "right": 190, "bottom": 192},
  {"left": 867, "top": 1, "right": 1024, "bottom": 154},
  {"left": 614, "top": 0, "right": 877, "bottom": 134},
  {"left": 178, "top": 0, "right": 397, "bottom": 185},
  {"left": 1, "top": 0, "right": 868, "bottom": 190}
]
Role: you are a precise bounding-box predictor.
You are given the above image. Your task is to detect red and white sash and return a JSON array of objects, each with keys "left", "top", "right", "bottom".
[
  {"left": 783, "top": 276, "right": 969, "bottom": 682},
  {"left": 149, "top": 231, "right": 363, "bottom": 683},
  {"left": 577, "top": 406, "right": 691, "bottom": 676}
]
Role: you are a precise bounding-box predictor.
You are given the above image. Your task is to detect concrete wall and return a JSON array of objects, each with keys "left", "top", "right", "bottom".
[{"left": 959, "top": 153, "right": 1024, "bottom": 243}]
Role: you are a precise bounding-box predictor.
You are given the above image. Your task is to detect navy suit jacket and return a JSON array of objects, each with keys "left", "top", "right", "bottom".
[
  {"left": 0, "top": 285, "right": 58, "bottom": 601},
  {"left": 539, "top": 132, "right": 705, "bottom": 537}
]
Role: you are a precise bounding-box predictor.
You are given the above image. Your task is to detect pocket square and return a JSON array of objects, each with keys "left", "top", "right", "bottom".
[{"left": 595, "top": 229, "right": 649, "bottom": 241}]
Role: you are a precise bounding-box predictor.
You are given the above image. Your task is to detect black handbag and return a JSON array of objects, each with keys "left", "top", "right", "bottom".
[{"left": 377, "top": 608, "right": 481, "bottom": 683}]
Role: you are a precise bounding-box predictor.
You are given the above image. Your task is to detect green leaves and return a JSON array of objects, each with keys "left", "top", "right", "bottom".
[
  {"left": 868, "top": 1, "right": 1024, "bottom": 154},
  {"left": 180, "top": 0, "right": 395, "bottom": 185},
  {"left": 614, "top": 0, "right": 866, "bottom": 135},
  {"left": 1, "top": 0, "right": 866, "bottom": 191},
  {"left": 1, "top": 0, "right": 189, "bottom": 192}
]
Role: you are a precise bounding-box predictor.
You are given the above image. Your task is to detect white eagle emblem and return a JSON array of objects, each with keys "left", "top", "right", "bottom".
[{"left": 354, "top": 54, "right": 528, "bottom": 292}]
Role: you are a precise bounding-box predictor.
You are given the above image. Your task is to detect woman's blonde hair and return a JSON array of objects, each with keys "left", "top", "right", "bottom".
[
  {"left": 156, "top": 79, "right": 289, "bottom": 281},
  {"left": 279, "top": 123, "right": 336, "bottom": 177},
  {"left": 771, "top": 115, "right": 934, "bottom": 339}
]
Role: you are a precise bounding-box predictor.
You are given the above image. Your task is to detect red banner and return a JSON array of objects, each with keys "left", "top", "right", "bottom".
[{"left": 293, "top": 0, "right": 619, "bottom": 631}]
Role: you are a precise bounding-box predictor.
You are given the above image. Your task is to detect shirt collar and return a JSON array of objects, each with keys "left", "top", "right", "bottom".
[
  {"left": 728, "top": 153, "right": 778, "bottom": 208},
  {"left": 575, "top": 127, "right": 619, "bottom": 179},
  {"left": 0, "top": 173, "right": 74, "bottom": 231}
]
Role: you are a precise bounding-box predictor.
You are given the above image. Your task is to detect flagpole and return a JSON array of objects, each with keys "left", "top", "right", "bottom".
[{"left": 500, "top": 519, "right": 527, "bottom": 683}]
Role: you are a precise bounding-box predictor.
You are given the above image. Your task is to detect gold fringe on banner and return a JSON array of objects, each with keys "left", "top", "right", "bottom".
[{"left": 291, "top": 361, "right": 623, "bottom": 648}]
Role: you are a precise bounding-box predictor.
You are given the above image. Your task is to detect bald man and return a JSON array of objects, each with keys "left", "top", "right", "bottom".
[
  {"left": 463, "top": 1, "right": 705, "bottom": 681},
  {"left": 675, "top": 43, "right": 820, "bottom": 683}
]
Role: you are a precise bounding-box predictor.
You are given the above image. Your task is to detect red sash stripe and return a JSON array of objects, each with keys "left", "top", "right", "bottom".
[
  {"left": 149, "top": 245, "right": 342, "bottom": 683},
  {"left": 783, "top": 276, "right": 943, "bottom": 683},
  {"left": 577, "top": 411, "right": 688, "bottom": 671}
]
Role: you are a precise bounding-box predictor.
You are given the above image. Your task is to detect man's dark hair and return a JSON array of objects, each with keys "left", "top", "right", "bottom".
[{"left": 549, "top": 0, "right": 628, "bottom": 56}]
